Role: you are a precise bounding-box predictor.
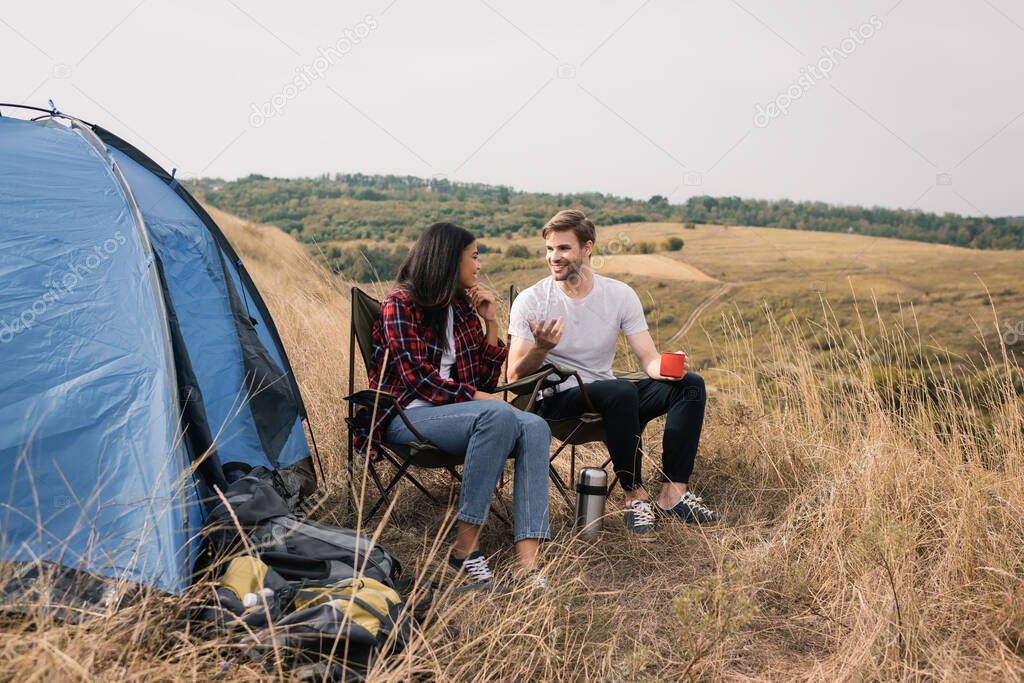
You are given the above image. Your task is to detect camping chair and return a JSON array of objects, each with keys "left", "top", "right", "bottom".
[
  {"left": 507, "top": 285, "right": 648, "bottom": 505},
  {"left": 344, "top": 287, "right": 558, "bottom": 522}
]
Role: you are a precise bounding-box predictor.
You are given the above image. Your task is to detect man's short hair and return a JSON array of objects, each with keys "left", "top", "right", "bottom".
[{"left": 541, "top": 209, "right": 596, "bottom": 246}]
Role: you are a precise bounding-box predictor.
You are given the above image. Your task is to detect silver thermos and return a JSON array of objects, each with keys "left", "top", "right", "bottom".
[{"left": 575, "top": 467, "right": 608, "bottom": 540}]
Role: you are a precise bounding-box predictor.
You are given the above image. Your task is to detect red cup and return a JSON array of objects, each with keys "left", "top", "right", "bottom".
[{"left": 660, "top": 352, "right": 687, "bottom": 379}]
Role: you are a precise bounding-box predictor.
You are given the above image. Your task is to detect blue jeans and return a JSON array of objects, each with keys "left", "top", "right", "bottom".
[{"left": 384, "top": 401, "right": 551, "bottom": 542}]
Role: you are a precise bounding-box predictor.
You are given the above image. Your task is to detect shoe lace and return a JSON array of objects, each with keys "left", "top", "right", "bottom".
[
  {"left": 683, "top": 492, "right": 715, "bottom": 517},
  {"left": 631, "top": 500, "right": 656, "bottom": 526},
  {"left": 462, "top": 554, "right": 494, "bottom": 583}
]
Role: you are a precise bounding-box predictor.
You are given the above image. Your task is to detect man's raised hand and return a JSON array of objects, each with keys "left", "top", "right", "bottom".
[{"left": 528, "top": 316, "right": 563, "bottom": 351}]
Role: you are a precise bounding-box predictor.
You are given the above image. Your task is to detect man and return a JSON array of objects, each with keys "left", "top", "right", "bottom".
[{"left": 507, "top": 209, "right": 720, "bottom": 536}]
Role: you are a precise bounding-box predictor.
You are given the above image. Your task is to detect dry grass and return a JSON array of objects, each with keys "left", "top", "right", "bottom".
[
  {"left": 587, "top": 254, "right": 718, "bottom": 283},
  {"left": 476, "top": 221, "right": 1024, "bottom": 371},
  {"left": 3, "top": 211, "right": 1023, "bottom": 681}
]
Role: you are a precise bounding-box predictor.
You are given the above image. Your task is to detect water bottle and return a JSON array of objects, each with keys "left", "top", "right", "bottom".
[{"left": 575, "top": 468, "right": 608, "bottom": 540}]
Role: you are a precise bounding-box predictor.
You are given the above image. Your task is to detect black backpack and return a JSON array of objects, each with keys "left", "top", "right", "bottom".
[
  {"left": 201, "top": 475, "right": 401, "bottom": 586},
  {"left": 196, "top": 476, "right": 430, "bottom": 678}
]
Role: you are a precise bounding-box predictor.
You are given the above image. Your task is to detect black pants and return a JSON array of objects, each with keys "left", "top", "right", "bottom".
[{"left": 538, "top": 374, "right": 706, "bottom": 491}]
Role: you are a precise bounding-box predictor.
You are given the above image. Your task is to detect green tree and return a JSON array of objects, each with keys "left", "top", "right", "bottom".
[
  {"left": 497, "top": 185, "right": 511, "bottom": 205},
  {"left": 505, "top": 244, "right": 531, "bottom": 258}
]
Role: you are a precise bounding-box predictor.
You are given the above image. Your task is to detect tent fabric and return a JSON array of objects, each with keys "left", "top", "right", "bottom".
[
  {"left": 0, "top": 117, "right": 191, "bottom": 592},
  {"left": 0, "top": 113, "right": 315, "bottom": 595},
  {"left": 102, "top": 144, "right": 308, "bottom": 470}
]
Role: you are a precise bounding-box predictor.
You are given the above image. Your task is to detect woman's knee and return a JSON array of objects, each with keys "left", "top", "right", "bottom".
[
  {"left": 472, "top": 400, "right": 518, "bottom": 432},
  {"left": 519, "top": 411, "right": 552, "bottom": 441}
]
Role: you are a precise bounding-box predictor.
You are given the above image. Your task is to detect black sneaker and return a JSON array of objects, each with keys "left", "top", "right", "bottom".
[
  {"left": 448, "top": 550, "right": 494, "bottom": 586},
  {"left": 624, "top": 499, "right": 657, "bottom": 537},
  {"left": 660, "top": 491, "right": 721, "bottom": 524}
]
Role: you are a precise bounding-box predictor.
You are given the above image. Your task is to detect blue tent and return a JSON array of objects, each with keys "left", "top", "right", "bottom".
[{"left": 0, "top": 105, "right": 320, "bottom": 595}]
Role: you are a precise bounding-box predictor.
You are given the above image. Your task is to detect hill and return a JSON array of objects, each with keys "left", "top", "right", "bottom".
[
  {"left": 305, "top": 215, "right": 1024, "bottom": 384},
  {"left": 202, "top": 211, "right": 1024, "bottom": 679},
  {"left": 7, "top": 210, "right": 1022, "bottom": 680},
  {"left": 198, "top": 211, "right": 1024, "bottom": 679},
  {"left": 189, "top": 174, "right": 1024, "bottom": 259},
  {"left": 475, "top": 222, "right": 1024, "bottom": 377}
]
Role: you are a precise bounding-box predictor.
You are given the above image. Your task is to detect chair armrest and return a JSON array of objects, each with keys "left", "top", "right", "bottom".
[
  {"left": 494, "top": 363, "right": 597, "bottom": 413},
  {"left": 493, "top": 363, "right": 573, "bottom": 396},
  {"left": 345, "top": 390, "right": 432, "bottom": 444},
  {"left": 613, "top": 369, "right": 648, "bottom": 382},
  {"left": 493, "top": 365, "right": 556, "bottom": 395},
  {"left": 344, "top": 389, "right": 400, "bottom": 409}
]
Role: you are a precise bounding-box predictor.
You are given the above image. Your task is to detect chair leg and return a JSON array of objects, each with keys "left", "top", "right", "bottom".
[
  {"left": 367, "top": 454, "right": 447, "bottom": 520},
  {"left": 346, "top": 444, "right": 354, "bottom": 519},
  {"left": 366, "top": 457, "right": 413, "bottom": 519},
  {"left": 547, "top": 440, "right": 572, "bottom": 501},
  {"left": 570, "top": 444, "right": 577, "bottom": 490},
  {"left": 366, "top": 459, "right": 388, "bottom": 500},
  {"left": 548, "top": 464, "right": 573, "bottom": 506},
  {"left": 394, "top": 463, "right": 446, "bottom": 506},
  {"left": 547, "top": 443, "right": 567, "bottom": 476},
  {"left": 549, "top": 439, "right": 571, "bottom": 464}
]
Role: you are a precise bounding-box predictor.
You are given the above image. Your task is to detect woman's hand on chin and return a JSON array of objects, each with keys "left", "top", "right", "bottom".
[{"left": 468, "top": 285, "right": 498, "bottom": 322}]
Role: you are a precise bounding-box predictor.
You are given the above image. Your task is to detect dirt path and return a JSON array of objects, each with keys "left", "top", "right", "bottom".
[
  {"left": 596, "top": 254, "right": 718, "bottom": 282},
  {"left": 667, "top": 283, "right": 733, "bottom": 345},
  {"left": 592, "top": 253, "right": 726, "bottom": 346}
]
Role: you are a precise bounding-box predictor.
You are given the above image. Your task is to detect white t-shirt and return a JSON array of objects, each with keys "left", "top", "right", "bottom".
[
  {"left": 407, "top": 307, "right": 455, "bottom": 409},
  {"left": 508, "top": 274, "right": 648, "bottom": 394}
]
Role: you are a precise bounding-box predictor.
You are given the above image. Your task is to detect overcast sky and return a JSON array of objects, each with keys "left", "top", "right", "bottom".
[{"left": 3, "top": 0, "right": 1022, "bottom": 216}]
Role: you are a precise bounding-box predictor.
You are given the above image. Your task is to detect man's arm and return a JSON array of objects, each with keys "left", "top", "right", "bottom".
[
  {"left": 507, "top": 318, "right": 563, "bottom": 381},
  {"left": 508, "top": 336, "right": 547, "bottom": 381},
  {"left": 627, "top": 329, "right": 686, "bottom": 380}
]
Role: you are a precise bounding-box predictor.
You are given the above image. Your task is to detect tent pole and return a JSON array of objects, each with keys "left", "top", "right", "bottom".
[{"left": 305, "top": 419, "right": 326, "bottom": 487}]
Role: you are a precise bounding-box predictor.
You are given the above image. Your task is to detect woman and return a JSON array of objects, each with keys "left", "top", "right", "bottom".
[{"left": 352, "top": 222, "right": 551, "bottom": 586}]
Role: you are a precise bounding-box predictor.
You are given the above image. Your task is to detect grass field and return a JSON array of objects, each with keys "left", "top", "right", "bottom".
[
  {"left": 327, "top": 220, "right": 1024, "bottom": 376},
  {"left": 3, "top": 211, "right": 1023, "bottom": 680},
  {"left": 472, "top": 222, "right": 1024, "bottom": 393}
]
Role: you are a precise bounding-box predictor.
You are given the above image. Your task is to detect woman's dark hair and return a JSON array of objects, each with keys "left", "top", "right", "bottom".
[{"left": 397, "top": 221, "right": 476, "bottom": 343}]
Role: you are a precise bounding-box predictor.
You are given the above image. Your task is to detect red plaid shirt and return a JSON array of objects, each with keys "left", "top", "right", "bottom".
[{"left": 349, "top": 287, "right": 507, "bottom": 456}]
